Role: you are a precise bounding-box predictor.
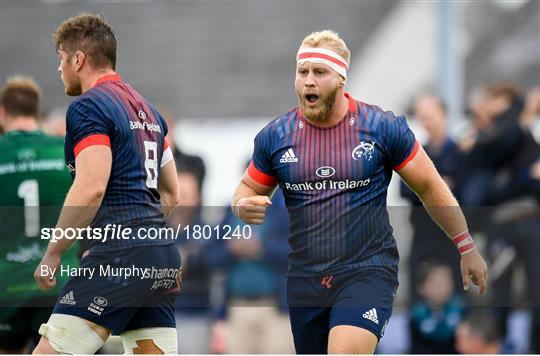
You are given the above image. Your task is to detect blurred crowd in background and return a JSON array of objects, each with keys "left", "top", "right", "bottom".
[{"left": 1, "top": 0, "right": 539, "bottom": 354}]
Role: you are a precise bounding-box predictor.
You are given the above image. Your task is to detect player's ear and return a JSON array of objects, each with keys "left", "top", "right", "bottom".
[{"left": 73, "top": 51, "right": 85, "bottom": 71}]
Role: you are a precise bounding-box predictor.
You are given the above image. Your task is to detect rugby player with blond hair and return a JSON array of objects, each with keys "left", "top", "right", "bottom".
[{"left": 232, "top": 30, "right": 488, "bottom": 354}]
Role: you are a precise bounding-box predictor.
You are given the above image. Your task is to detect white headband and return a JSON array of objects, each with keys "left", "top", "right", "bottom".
[{"left": 296, "top": 47, "right": 348, "bottom": 79}]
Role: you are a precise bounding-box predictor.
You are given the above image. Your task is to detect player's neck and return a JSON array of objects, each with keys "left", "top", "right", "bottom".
[
  {"left": 81, "top": 68, "right": 118, "bottom": 93},
  {"left": 4, "top": 116, "right": 39, "bottom": 133},
  {"left": 307, "top": 91, "right": 349, "bottom": 128}
]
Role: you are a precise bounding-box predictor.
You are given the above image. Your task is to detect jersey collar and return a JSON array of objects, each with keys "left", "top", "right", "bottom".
[
  {"left": 93, "top": 73, "right": 122, "bottom": 88},
  {"left": 344, "top": 92, "right": 358, "bottom": 115},
  {"left": 4, "top": 129, "right": 44, "bottom": 137}
]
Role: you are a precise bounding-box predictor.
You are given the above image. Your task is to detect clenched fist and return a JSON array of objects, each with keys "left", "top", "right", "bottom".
[
  {"left": 234, "top": 195, "right": 272, "bottom": 224},
  {"left": 460, "top": 250, "right": 488, "bottom": 295}
]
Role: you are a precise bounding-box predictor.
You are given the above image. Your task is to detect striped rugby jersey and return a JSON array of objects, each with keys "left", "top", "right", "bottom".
[
  {"left": 64, "top": 74, "right": 174, "bottom": 252},
  {"left": 248, "top": 93, "right": 419, "bottom": 277}
]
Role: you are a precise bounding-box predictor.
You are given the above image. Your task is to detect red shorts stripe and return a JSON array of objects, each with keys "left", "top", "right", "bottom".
[
  {"left": 164, "top": 138, "right": 169, "bottom": 150},
  {"left": 74, "top": 134, "right": 111, "bottom": 157},
  {"left": 393, "top": 140, "right": 420, "bottom": 171},
  {"left": 247, "top": 161, "right": 277, "bottom": 187}
]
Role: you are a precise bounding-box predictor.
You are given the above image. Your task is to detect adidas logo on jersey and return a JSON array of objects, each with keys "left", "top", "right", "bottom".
[
  {"left": 280, "top": 148, "right": 298, "bottom": 163},
  {"left": 362, "top": 308, "right": 379, "bottom": 324},
  {"left": 59, "top": 291, "right": 76, "bottom": 305}
]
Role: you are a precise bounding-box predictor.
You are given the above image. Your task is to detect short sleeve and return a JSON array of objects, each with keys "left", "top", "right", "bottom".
[
  {"left": 155, "top": 110, "right": 169, "bottom": 138},
  {"left": 247, "top": 128, "right": 277, "bottom": 187},
  {"left": 67, "top": 101, "right": 111, "bottom": 157},
  {"left": 154, "top": 111, "right": 173, "bottom": 167},
  {"left": 161, "top": 139, "right": 173, "bottom": 168},
  {"left": 384, "top": 113, "right": 419, "bottom": 170}
]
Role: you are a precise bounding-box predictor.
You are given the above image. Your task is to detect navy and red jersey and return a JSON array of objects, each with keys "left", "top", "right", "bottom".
[
  {"left": 249, "top": 93, "right": 419, "bottom": 277},
  {"left": 64, "top": 74, "right": 174, "bottom": 252}
]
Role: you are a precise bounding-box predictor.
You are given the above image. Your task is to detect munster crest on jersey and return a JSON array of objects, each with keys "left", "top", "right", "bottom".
[{"left": 352, "top": 141, "right": 375, "bottom": 161}]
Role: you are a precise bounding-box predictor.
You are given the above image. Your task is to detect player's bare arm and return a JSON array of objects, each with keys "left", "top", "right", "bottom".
[
  {"left": 397, "top": 145, "right": 488, "bottom": 295},
  {"left": 231, "top": 172, "right": 275, "bottom": 225},
  {"left": 34, "top": 145, "right": 112, "bottom": 291},
  {"left": 158, "top": 159, "right": 179, "bottom": 218}
]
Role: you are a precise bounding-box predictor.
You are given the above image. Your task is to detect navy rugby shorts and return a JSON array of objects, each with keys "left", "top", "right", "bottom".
[
  {"left": 53, "top": 244, "right": 181, "bottom": 335},
  {"left": 287, "top": 266, "right": 398, "bottom": 354}
]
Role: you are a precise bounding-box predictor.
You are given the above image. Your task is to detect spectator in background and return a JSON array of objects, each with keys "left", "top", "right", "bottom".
[
  {"left": 158, "top": 108, "right": 210, "bottom": 353},
  {"left": 401, "top": 95, "right": 463, "bottom": 303},
  {"left": 160, "top": 107, "right": 206, "bottom": 196},
  {"left": 485, "top": 87, "right": 540, "bottom": 204},
  {"left": 169, "top": 167, "right": 212, "bottom": 354},
  {"left": 520, "top": 87, "right": 540, "bottom": 353},
  {"left": 209, "top": 184, "right": 294, "bottom": 353},
  {"left": 455, "top": 312, "right": 504, "bottom": 354},
  {"left": 459, "top": 83, "right": 527, "bottom": 206},
  {"left": 482, "top": 86, "right": 540, "bottom": 353},
  {"left": 410, "top": 261, "right": 465, "bottom": 354}
]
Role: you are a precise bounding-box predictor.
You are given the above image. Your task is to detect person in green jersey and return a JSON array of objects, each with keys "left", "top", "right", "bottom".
[{"left": 0, "top": 76, "right": 79, "bottom": 353}]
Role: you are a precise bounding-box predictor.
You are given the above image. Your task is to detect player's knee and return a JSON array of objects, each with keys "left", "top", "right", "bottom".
[
  {"left": 36, "top": 314, "right": 105, "bottom": 354},
  {"left": 32, "top": 336, "right": 59, "bottom": 354},
  {"left": 328, "top": 325, "right": 378, "bottom": 354},
  {"left": 120, "top": 327, "right": 177, "bottom": 354},
  {"left": 328, "top": 338, "right": 377, "bottom": 354}
]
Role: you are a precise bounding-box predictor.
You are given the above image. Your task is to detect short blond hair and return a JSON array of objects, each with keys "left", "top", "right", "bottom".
[
  {"left": 300, "top": 30, "right": 350, "bottom": 66},
  {"left": 0, "top": 76, "right": 42, "bottom": 117}
]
